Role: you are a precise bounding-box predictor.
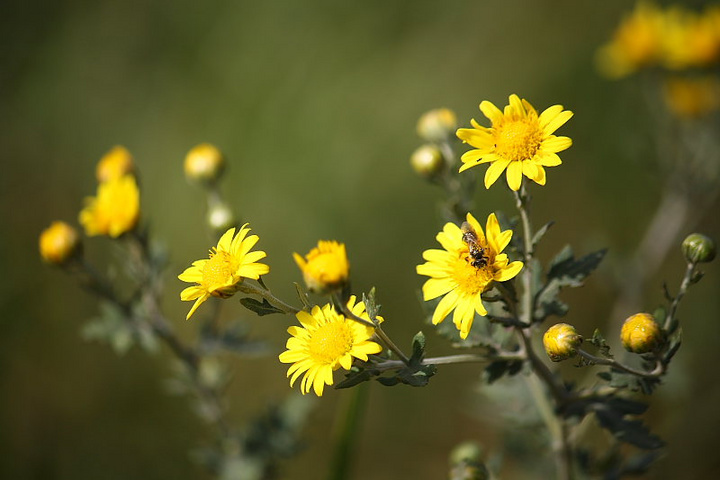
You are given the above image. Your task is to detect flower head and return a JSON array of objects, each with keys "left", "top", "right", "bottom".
[
  {"left": 416, "top": 213, "right": 523, "bottom": 339},
  {"left": 293, "top": 240, "right": 350, "bottom": 293},
  {"left": 456, "top": 95, "right": 573, "bottom": 191},
  {"left": 279, "top": 296, "right": 383, "bottom": 396},
  {"left": 621, "top": 313, "right": 662, "bottom": 353},
  {"left": 417, "top": 108, "right": 458, "bottom": 142},
  {"left": 79, "top": 174, "right": 140, "bottom": 237},
  {"left": 663, "top": 76, "right": 720, "bottom": 118},
  {"left": 543, "top": 323, "right": 583, "bottom": 362},
  {"left": 39, "top": 221, "right": 81, "bottom": 265},
  {"left": 682, "top": 233, "right": 717, "bottom": 264},
  {"left": 179, "top": 225, "right": 269, "bottom": 319},
  {"left": 410, "top": 144, "right": 445, "bottom": 179},
  {"left": 96, "top": 145, "right": 135, "bottom": 183},
  {"left": 184, "top": 143, "right": 226, "bottom": 185},
  {"left": 596, "top": 1, "right": 665, "bottom": 78}
]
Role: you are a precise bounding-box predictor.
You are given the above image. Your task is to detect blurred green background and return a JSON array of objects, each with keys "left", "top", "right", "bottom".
[{"left": 2, "top": 0, "right": 719, "bottom": 478}]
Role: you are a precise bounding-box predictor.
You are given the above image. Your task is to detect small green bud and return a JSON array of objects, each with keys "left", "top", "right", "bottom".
[
  {"left": 621, "top": 313, "right": 662, "bottom": 354},
  {"left": 207, "top": 201, "right": 236, "bottom": 234},
  {"left": 682, "top": 233, "right": 716, "bottom": 264},
  {"left": 543, "top": 323, "right": 583, "bottom": 362},
  {"left": 449, "top": 441, "right": 489, "bottom": 480},
  {"left": 417, "top": 108, "right": 457, "bottom": 142},
  {"left": 410, "top": 144, "right": 444, "bottom": 178}
]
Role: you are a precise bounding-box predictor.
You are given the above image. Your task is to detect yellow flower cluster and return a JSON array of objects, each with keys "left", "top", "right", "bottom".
[{"left": 597, "top": 2, "right": 720, "bottom": 78}]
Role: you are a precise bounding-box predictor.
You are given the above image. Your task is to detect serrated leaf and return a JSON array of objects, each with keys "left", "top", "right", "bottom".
[
  {"left": 532, "top": 221, "right": 554, "bottom": 248},
  {"left": 335, "top": 367, "right": 380, "bottom": 389},
  {"left": 410, "top": 331, "right": 426, "bottom": 364},
  {"left": 362, "top": 288, "right": 381, "bottom": 322},
  {"left": 240, "top": 297, "right": 285, "bottom": 316},
  {"left": 594, "top": 406, "right": 664, "bottom": 449}
]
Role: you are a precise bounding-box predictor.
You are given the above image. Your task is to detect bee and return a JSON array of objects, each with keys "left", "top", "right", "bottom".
[{"left": 461, "top": 221, "right": 489, "bottom": 268}]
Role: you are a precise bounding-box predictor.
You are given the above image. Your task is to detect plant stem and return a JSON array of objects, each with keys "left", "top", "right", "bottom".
[
  {"left": 575, "top": 349, "right": 663, "bottom": 378},
  {"left": 326, "top": 383, "right": 369, "bottom": 480},
  {"left": 665, "top": 261, "right": 695, "bottom": 331},
  {"left": 373, "top": 351, "right": 525, "bottom": 373},
  {"left": 237, "top": 281, "right": 301, "bottom": 314}
]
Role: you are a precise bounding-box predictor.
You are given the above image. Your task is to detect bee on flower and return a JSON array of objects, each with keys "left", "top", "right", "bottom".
[{"left": 417, "top": 212, "right": 523, "bottom": 339}]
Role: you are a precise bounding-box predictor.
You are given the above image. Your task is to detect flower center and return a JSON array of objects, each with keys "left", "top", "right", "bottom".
[
  {"left": 202, "top": 250, "right": 237, "bottom": 290},
  {"left": 452, "top": 251, "right": 494, "bottom": 295},
  {"left": 494, "top": 118, "right": 542, "bottom": 162},
  {"left": 308, "top": 320, "right": 354, "bottom": 365}
]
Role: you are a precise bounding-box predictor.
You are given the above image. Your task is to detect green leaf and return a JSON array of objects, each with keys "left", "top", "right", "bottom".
[
  {"left": 410, "top": 331, "right": 426, "bottom": 364},
  {"left": 594, "top": 405, "right": 664, "bottom": 449},
  {"left": 240, "top": 297, "right": 285, "bottom": 316},
  {"left": 532, "top": 221, "right": 554, "bottom": 248},
  {"left": 336, "top": 367, "right": 380, "bottom": 389},
  {"left": 362, "top": 288, "right": 381, "bottom": 322},
  {"left": 293, "top": 282, "right": 312, "bottom": 310},
  {"left": 589, "top": 329, "right": 613, "bottom": 359},
  {"left": 534, "top": 247, "right": 607, "bottom": 323},
  {"left": 484, "top": 360, "right": 523, "bottom": 384}
]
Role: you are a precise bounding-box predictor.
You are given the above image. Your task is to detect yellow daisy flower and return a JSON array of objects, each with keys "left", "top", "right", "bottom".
[
  {"left": 456, "top": 94, "right": 573, "bottom": 191},
  {"left": 279, "top": 296, "right": 383, "bottom": 396},
  {"left": 178, "top": 225, "right": 269, "bottom": 320},
  {"left": 96, "top": 145, "right": 135, "bottom": 183},
  {"left": 416, "top": 213, "right": 523, "bottom": 339},
  {"left": 293, "top": 240, "right": 350, "bottom": 293},
  {"left": 79, "top": 174, "right": 140, "bottom": 237}
]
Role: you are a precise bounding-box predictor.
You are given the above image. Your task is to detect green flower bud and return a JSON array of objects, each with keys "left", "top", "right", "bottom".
[
  {"left": 410, "top": 144, "right": 445, "bottom": 179},
  {"left": 543, "top": 323, "right": 583, "bottom": 362},
  {"left": 621, "top": 313, "right": 662, "bottom": 354},
  {"left": 682, "top": 233, "right": 716, "bottom": 264},
  {"left": 417, "top": 108, "right": 457, "bottom": 142},
  {"left": 449, "top": 441, "right": 489, "bottom": 480}
]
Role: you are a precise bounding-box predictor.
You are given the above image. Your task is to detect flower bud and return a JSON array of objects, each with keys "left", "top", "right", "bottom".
[
  {"left": 184, "top": 143, "right": 226, "bottom": 185},
  {"left": 682, "top": 233, "right": 716, "bottom": 264},
  {"left": 293, "top": 241, "right": 350, "bottom": 294},
  {"left": 417, "top": 108, "right": 457, "bottom": 142},
  {"left": 449, "top": 441, "right": 489, "bottom": 480},
  {"left": 96, "top": 145, "right": 135, "bottom": 183},
  {"left": 206, "top": 201, "right": 237, "bottom": 234},
  {"left": 621, "top": 313, "right": 662, "bottom": 354},
  {"left": 39, "top": 221, "right": 82, "bottom": 265},
  {"left": 543, "top": 323, "right": 583, "bottom": 362},
  {"left": 410, "top": 144, "right": 445, "bottom": 179}
]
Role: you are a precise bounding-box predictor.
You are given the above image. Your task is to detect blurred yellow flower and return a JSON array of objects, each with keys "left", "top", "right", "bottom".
[
  {"left": 293, "top": 240, "right": 349, "bottom": 293},
  {"left": 456, "top": 94, "right": 572, "bottom": 191},
  {"left": 184, "top": 143, "right": 226, "bottom": 184},
  {"left": 663, "top": 76, "right": 720, "bottom": 118},
  {"left": 417, "top": 108, "right": 458, "bottom": 143},
  {"left": 39, "top": 221, "right": 81, "bottom": 265},
  {"left": 416, "top": 213, "right": 523, "bottom": 339},
  {"left": 596, "top": 1, "right": 664, "bottom": 78},
  {"left": 662, "top": 6, "right": 720, "bottom": 69},
  {"left": 179, "top": 225, "right": 269, "bottom": 320},
  {"left": 279, "top": 296, "right": 382, "bottom": 396},
  {"left": 79, "top": 174, "right": 140, "bottom": 238},
  {"left": 96, "top": 145, "right": 135, "bottom": 183}
]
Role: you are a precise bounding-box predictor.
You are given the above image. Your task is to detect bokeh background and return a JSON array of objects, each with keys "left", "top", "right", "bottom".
[{"left": 2, "top": 0, "right": 719, "bottom": 478}]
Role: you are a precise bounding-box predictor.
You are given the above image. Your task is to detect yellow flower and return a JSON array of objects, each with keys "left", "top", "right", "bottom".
[
  {"left": 179, "top": 225, "right": 269, "bottom": 320},
  {"left": 596, "top": 1, "right": 664, "bottom": 78},
  {"left": 79, "top": 174, "right": 140, "bottom": 237},
  {"left": 184, "top": 143, "right": 226, "bottom": 184},
  {"left": 96, "top": 145, "right": 135, "bottom": 183},
  {"left": 293, "top": 240, "right": 350, "bottom": 293},
  {"left": 663, "top": 76, "right": 720, "bottom": 118},
  {"left": 621, "top": 313, "right": 662, "bottom": 353},
  {"left": 543, "top": 323, "right": 583, "bottom": 362},
  {"left": 39, "top": 221, "right": 81, "bottom": 265},
  {"left": 662, "top": 6, "right": 720, "bottom": 70},
  {"left": 416, "top": 213, "right": 523, "bottom": 339},
  {"left": 417, "top": 108, "right": 458, "bottom": 143},
  {"left": 456, "top": 95, "right": 573, "bottom": 191},
  {"left": 279, "top": 296, "right": 382, "bottom": 396}
]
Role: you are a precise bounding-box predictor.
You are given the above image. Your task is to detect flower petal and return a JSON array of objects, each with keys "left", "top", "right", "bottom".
[{"left": 506, "top": 160, "right": 523, "bottom": 191}]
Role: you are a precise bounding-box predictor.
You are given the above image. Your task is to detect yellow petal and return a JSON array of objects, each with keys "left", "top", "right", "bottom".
[
  {"left": 541, "top": 136, "right": 572, "bottom": 153},
  {"left": 495, "top": 261, "right": 524, "bottom": 282},
  {"left": 484, "top": 158, "right": 511, "bottom": 189},
  {"left": 431, "top": 290, "right": 459, "bottom": 325},
  {"left": 506, "top": 161, "right": 523, "bottom": 191},
  {"left": 542, "top": 110, "right": 573, "bottom": 136},
  {"left": 479, "top": 100, "right": 503, "bottom": 125}
]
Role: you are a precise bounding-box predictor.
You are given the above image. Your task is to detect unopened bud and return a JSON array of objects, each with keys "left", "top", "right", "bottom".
[
  {"left": 621, "top": 313, "right": 662, "bottom": 354},
  {"left": 410, "top": 145, "right": 445, "bottom": 179},
  {"left": 184, "top": 143, "right": 226, "bottom": 185},
  {"left": 543, "top": 323, "right": 583, "bottom": 362},
  {"left": 417, "top": 108, "right": 457, "bottom": 142},
  {"left": 39, "top": 221, "right": 82, "bottom": 265},
  {"left": 682, "top": 233, "right": 716, "bottom": 264},
  {"left": 206, "top": 201, "right": 236, "bottom": 233},
  {"left": 449, "top": 441, "right": 489, "bottom": 480},
  {"left": 96, "top": 146, "right": 135, "bottom": 183}
]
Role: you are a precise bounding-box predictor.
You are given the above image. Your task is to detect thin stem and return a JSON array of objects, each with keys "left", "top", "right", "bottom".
[
  {"left": 373, "top": 351, "right": 525, "bottom": 373},
  {"left": 514, "top": 186, "right": 535, "bottom": 323},
  {"left": 665, "top": 261, "right": 695, "bottom": 331},
  {"left": 237, "top": 282, "right": 301, "bottom": 314},
  {"left": 576, "top": 348, "right": 663, "bottom": 378},
  {"left": 326, "top": 383, "right": 369, "bottom": 480}
]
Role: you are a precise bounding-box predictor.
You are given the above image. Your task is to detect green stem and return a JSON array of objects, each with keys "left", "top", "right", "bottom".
[
  {"left": 576, "top": 348, "right": 663, "bottom": 378},
  {"left": 237, "top": 282, "right": 301, "bottom": 314},
  {"left": 373, "top": 351, "right": 524, "bottom": 373},
  {"left": 665, "top": 261, "right": 695, "bottom": 332},
  {"left": 326, "top": 383, "right": 369, "bottom": 480}
]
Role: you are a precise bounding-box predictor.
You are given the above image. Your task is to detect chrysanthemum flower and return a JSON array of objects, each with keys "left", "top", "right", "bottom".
[
  {"left": 96, "top": 145, "right": 135, "bottom": 183},
  {"left": 279, "top": 296, "right": 383, "bottom": 396},
  {"left": 416, "top": 213, "right": 523, "bottom": 339},
  {"left": 178, "top": 225, "right": 269, "bottom": 320},
  {"left": 595, "top": 1, "right": 665, "bottom": 78},
  {"left": 293, "top": 240, "right": 349, "bottom": 293},
  {"left": 79, "top": 174, "right": 140, "bottom": 237},
  {"left": 456, "top": 95, "right": 573, "bottom": 191}
]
